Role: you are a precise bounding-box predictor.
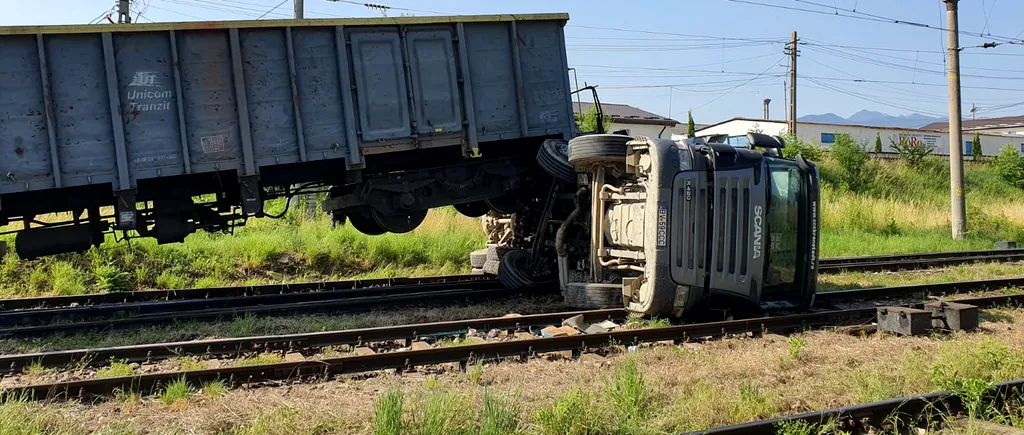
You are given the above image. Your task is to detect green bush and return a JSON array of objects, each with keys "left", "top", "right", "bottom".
[
  {"left": 973, "top": 133, "right": 983, "bottom": 160},
  {"left": 995, "top": 144, "right": 1024, "bottom": 189},
  {"left": 829, "top": 134, "right": 873, "bottom": 193},
  {"left": 874, "top": 132, "right": 883, "bottom": 153},
  {"left": 780, "top": 135, "right": 823, "bottom": 162}
]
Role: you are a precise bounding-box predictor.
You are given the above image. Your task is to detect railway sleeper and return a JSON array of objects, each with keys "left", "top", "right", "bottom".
[{"left": 876, "top": 301, "right": 980, "bottom": 336}]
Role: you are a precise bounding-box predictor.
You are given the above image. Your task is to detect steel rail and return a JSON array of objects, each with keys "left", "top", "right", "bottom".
[
  {"left": 0, "top": 309, "right": 624, "bottom": 374},
  {"left": 7, "top": 290, "right": 1024, "bottom": 401},
  {"left": 0, "top": 279, "right": 502, "bottom": 327},
  {"left": 685, "top": 378, "right": 1024, "bottom": 435},
  {"left": 1, "top": 249, "right": 1019, "bottom": 313},
  {"left": 0, "top": 286, "right": 551, "bottom": 339},
  {"left": 0, "top": 274, "right": 489, "bottom": 311},
  {"left": 819, "top": 249, "right": 1024, "bottom": 273},
  {"left": 2, "top": 276, "right": 1022, "bottom": 367},
  {"left": 820, "top": 248, "right": 1024, "bottom": 265}
]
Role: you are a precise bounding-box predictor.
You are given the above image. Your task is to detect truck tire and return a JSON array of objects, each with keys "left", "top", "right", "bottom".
[
  {"left": 567, "top": 134, "right": 631, "bottom": 167},
  {"left": 370, "top": 208, "right": 427, "bottom": 234},
  {"left": 469, "top": 248, "right": 488, "bottom": 268},
  {"left": 347, "top": 210, "right": 386, "bottom": 236},
  {"left": 497, "top": 249, "right": 555, "bottom": 289},
  {"left": 454, "top": 201, "right": 489, "bottom": 218},
  {"left": 563, "top": 283, "right": 622, "bottom": 309},
  {"left": 536, "top": 139, "right": 575, "bottom": 183}
]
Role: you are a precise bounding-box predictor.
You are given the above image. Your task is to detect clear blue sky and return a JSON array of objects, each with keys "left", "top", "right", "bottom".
[{"left": 4, "top": 0, "right": 1023, "bottom": 125}]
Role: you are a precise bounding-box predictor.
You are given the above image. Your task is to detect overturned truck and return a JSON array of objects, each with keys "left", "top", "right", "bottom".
[{"left": 491, "top": 132, "right": 821, "bottom": 317}]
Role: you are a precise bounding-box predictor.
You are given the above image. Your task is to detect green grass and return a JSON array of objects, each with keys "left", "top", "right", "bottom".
[
  {"left": 480, "top": 389, "right": 522, "bottom": 435},
  {"left": 817, "top": 156, "right": 1024, "bottom": 257},
  {"left": 533, "top": 387, "right": 606, "bottom": 435},
  {"left": 0, "top": 207, "right": 484, "bottom": 298},
  {"left": 201, "top": 379, "right": 227, "bottom": 397},
  {"left": 95, "top": 359, "right": 134, "bottom": 379},
  {"left": 372, "top": 388, "right": 405, "bottom": 435},
  {"left": 234, "top": 353, "right": 284, "bottom": 367},
  {"left": 159, "top": 376, "right": 191, "bottom": 406}
]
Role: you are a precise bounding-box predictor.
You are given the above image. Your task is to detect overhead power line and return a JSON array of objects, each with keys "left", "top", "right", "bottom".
[{"left": 725, "top": 0, "right": 1024, "bottom": 44}]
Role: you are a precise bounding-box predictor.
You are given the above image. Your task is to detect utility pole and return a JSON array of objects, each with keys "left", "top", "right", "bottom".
[
  {"left": 294, "top": 0, "right": 304, "bottom": 19},
  {"left": 785, "top": 31, "right": 798, "bottom": 137},
  {"left": 945, "top": 0, "right": 967, "bottom": 240},
  {"left": 117, "top": 0, "right": 131, "bottom": 24}
]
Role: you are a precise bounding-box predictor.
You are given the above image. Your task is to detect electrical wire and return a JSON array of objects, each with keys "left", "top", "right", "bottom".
[
  {"left": 146, "top": 3, "right": 205, "bottom": 19},
  {"left": 567, "top": 24, "right": 787, "bottom": 43},
  {"left": 324, "top": 0, "right": 449, "bottom": 15},
  {"left": 256, "top": 0, "right": 289, "bottom": 19},
  {"left": 691, "top": 56, "right": 786, "bottom": 111},
  {"left": 725, "top": 0, "right": 1024, "bottom": 44}
]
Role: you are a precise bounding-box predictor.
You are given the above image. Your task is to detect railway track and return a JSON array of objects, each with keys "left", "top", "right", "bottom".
[
  {"left": 1, "top": 249, "right": 1019, "bottom": 315},
  {"left": 0, "top": 249, "right": 1019, "bottom": 334},
  {"left": 5, "top": 278, "right": 1024, "bottom": 400},
  {"left": 688, "top": 378, "right": 1024, "bottom": 435},
  {"left": 818, "top": 248, "right": 1024, "bottom": 273}
]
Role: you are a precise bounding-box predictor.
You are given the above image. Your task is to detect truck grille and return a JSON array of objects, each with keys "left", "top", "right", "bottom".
[{"left": 711, "top": 175, "right": 752, "bottom": 289}]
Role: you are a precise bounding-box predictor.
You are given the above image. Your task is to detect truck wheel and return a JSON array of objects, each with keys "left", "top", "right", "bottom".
[
  {"left": 370, "top": 209, "right": 427, "bottom": 234},
  {"left": 536, "top": 139, "right": 575, "bottom": 183},
  {"left": 497, "top": 249, "right": 553, "bottom": 289},
  {"left": 454, "top": 201, "right": 489, "bottom": 218},
  {"left": 567, "top": 134, "right": 631, "bottom": 167},
  {"left": 562, "top": 283, "right": 622, "bottom": 309},
  {"left": 485, "top": 196, "right": 523, "bottom": 214},
  {"left": 469, "top": 248, "right": 488, "bottom": 268},
  {"left": 347, "top": 210, "right": 386, "bottom": 236}
]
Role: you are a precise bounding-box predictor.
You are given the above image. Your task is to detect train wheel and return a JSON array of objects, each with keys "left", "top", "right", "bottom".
[
  {"left": 454, "top": 201, "right": 490, "bottom": 218},
  {"left": 347, "top": 209, "right": 386, "bottom": 236},
  {"left": 371, "top": 208, "right": 428, "bottom": 234}
]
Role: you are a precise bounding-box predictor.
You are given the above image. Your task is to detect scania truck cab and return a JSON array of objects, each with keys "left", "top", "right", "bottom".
[{"left": 542, "top": 132, "right": 820, "bottom": 317}]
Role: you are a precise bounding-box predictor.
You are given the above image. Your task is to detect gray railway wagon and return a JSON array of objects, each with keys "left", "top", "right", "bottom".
[{"left": 0, "top": 14, "right": 575, "bottom": 258}]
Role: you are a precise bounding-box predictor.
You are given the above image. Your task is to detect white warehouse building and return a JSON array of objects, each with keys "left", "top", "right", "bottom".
[{"left": 695, "top": 117, "right": 1024, "bottom": 157}]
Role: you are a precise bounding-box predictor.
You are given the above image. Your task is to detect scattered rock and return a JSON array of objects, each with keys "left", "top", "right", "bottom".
[
  {"left": 541, "top": 326, "right": 579, "bottom": 338},
  {"left": 561, "top": 314, "right": 587, "bottom": 331},
  {"left": 502, "top": 313, "right": 523, "bottom": 318},
  {"left": 584, "top": 324, "right": 611, "bottom": 335},
  {"left": 284, "top": 352, "right": 305, "bottom": 363},
  {"left": 128, "top": 363, "right": 141, "bottom": 370},
  {"left": 410, "top": 341, "right": 432, "bottom": 351},
  {"left": 595, "top": 320, "right": 620, "bottom": 330},
  {"left": 513, "top": 332, "right": 536, "bottom": 341},
  {"left": 464, "top": 336, "right": 487, "bottom": 345},
  {"left": 353, "top": 347, "right": 376, "bottom": 356}
]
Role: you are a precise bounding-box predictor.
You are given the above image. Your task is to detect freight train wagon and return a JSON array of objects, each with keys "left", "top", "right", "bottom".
[{"left": 0, "top": 14, "right": 575, "bottom": 258}]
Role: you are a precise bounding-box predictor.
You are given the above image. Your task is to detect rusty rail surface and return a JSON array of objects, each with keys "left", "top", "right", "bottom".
[
  {"left": 6, "top": 284, "right": 1024, "bottom": 401},
  {"left": 819, "top": 248, "right": 1024, "bottom": 273},
  {"left": 684, "top": 378, "right": 1024, "bottom": 435},
  {"left": 0, "top": 274, "right": 490, "bottom": 311}
]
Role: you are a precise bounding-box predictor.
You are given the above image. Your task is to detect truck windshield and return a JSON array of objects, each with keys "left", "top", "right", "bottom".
[{"left": 763, "top": 158, "right": 803, "bottom": 294}]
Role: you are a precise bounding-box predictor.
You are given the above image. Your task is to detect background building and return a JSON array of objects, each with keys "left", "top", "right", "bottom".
[
  {"left": 572, "top": 102, "right": 694, "bottom": 138},
  {"left": 921, "top": 115, "right": 1024, "bottom": 137},
  {"left": 696, "top": 117, "right": 1023, "bottom": 157}
]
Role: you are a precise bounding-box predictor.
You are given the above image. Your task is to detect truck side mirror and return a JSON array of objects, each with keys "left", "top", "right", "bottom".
[{"left": 746, "top": 132, "right": 786, "bottom": 149}]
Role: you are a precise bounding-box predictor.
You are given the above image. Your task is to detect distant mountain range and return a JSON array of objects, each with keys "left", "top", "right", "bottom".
[{"left": 798, "top": 110, "right": 943, "bottom": 129}]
